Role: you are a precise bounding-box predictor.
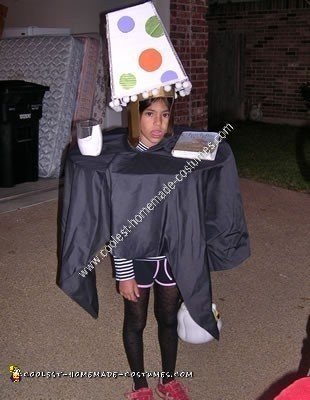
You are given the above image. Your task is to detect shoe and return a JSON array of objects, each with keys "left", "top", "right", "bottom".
[
  {"left": 155, "top": 380, "right": 191, "bottom": 400},
  {"left": 124, "top": 387, "right": 155, "bottom": 400}
]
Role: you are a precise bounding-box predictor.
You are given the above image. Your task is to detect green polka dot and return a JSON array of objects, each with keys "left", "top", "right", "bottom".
[
  {"left": 119, "top": 73, "right": 137, "bottom": 90},
  {"left": 145, "top": 16, "right": 164, "bottom": 38}
]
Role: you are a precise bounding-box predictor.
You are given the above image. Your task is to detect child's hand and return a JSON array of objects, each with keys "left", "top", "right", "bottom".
[{"left": 119, "top": 279, "right": 140, "bottom": 302}]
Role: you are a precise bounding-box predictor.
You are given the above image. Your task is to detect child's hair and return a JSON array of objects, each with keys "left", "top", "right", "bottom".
[{"left": 139, "top": 96, "right": 173, "bottom": 114}]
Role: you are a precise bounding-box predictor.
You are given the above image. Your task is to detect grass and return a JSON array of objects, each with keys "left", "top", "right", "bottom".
[{"left": 224, "top": 121, "right": 310, "bottom": 193}]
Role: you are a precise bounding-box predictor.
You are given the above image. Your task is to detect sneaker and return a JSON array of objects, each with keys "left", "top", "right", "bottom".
[
  {"left": 155, "top": 380, "right": 191, "bottom": 400},
  {"left": 124, "top": 387, "right": 155, "bottom": 400}
]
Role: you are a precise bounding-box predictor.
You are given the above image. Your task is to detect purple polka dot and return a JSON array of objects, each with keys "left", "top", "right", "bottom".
[
  {"left": 117, "top": 16, "right": 135, "bottom": 33},
  {"left": 161, "top": 70, "right": 178, "bottom": 83}
]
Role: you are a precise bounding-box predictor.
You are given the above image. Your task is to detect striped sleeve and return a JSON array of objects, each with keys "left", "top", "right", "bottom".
[
  {"left": 113, "top": 257, "right": 135, "bottom": 281},
  {"left": 136, "top": 142, "right": 149, "bottom": 151}
]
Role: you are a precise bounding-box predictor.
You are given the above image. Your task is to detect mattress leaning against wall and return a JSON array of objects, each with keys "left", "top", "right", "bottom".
[{"left": 0, "top": 35, "right": 84, "bottom": 177}]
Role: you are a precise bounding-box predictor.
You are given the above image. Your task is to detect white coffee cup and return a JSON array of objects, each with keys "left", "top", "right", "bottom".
[{"left": 77, "top": 119, "right": 103, "bottom": 156}]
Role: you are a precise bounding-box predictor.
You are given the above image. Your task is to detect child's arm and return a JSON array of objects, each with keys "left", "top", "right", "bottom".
[
  {"left": 114, "top": 256, "right": 140, "bottom": 302},
  {"left": 114, "top": 257, "right": 135, "bottom": 280}
]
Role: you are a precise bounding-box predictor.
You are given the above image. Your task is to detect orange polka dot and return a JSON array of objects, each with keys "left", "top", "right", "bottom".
[{"left": 139, "top": 48, "right": 162, "bottom": 72}]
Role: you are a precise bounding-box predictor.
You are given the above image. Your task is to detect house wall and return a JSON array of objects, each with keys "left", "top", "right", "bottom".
[
  {"left": 1, "top": 0, "right": 170, "bottom": 128},
  {"left": 170, "top": 0, "right": 209, "bottom": 129},
  {"left": 2, "top": 0, "right": 206, "bottom": 129},
  {"left": 1, "top": 0, "right": 170, "bottom": 34},
  {"left": 207, "top": 0, "right": 310, "bottom": 126},
  {"left": 0, "top": 3, "right": 7, "bottom": 37}
]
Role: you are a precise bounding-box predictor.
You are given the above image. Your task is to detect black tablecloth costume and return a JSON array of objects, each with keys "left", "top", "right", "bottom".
[{"left": 59, "top": 127, "right": 250, "bottom": 340}]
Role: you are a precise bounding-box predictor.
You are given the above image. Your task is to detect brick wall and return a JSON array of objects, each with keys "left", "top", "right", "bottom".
[
  {"left": 0, "top": 4, "right": 8, "bottom": 38},
  {"left": 170, "top": 0, "right": 209, "bottom": 128},
  {"left": 207, "top": 0, "right": 310, "bottom": 125}
]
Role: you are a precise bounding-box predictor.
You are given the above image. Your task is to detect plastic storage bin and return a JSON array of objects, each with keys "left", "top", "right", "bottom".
[{"left": 0, "top": 80, "right": 49, "bottom": 187}]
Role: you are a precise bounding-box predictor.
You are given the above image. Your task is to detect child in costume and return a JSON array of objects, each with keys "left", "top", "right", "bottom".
[
  {"left": 59, "top": 86, "right": 249, "bottom": 395},
  {"left": 58, "top": 3, "right": 250, "bottom": 399},
  {"left": 114, "top": 96, "right": 190, "bottom": 400},
  {"left": 104, "top": 2, "right": 249, "bottom": 399},
  {"left": 106, "top": 3, "right": 193, "bottom": 398}
]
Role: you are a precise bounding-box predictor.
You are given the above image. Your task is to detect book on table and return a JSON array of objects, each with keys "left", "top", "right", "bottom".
[{"left": 171, "top": 131, "right": 219, "bottom": 161}]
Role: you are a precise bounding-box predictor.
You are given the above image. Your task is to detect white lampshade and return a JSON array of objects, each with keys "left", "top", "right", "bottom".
[{"left": 106, "top": 1, "right": 191, "bottom": 109}]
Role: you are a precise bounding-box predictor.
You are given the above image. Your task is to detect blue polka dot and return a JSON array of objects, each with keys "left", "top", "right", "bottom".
[
  {"left": 117, "top": 16, "right": 135, "bottom": 33},
  {"left": 161, "top": 70, "right": 178, "bottom": 83}
]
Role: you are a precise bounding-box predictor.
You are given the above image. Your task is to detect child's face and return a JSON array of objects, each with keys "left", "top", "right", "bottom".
[{"left": 139, "top": 99, "right": 170, "bottom": 147}]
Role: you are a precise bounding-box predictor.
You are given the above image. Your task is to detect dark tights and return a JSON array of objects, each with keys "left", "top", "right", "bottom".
[{"left": 123, "top": 284, "right": 181, "bottom": 390}]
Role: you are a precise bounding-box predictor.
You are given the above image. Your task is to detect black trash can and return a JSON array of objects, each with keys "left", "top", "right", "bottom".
[{"left": 0, "top": 80, "right": 49, "bottom": 187}]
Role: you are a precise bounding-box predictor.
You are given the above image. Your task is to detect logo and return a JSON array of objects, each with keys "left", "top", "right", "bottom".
[{"left": 9, "top": 365, "right": 22, "bottom": 383}]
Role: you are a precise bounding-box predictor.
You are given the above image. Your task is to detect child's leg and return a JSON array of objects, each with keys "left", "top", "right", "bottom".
[
  {"left": 123, "top": 287, "right": 150, "bottom": 390},
  {"left": 153, "top": 283, "right": 181, "bottom": 384}
]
